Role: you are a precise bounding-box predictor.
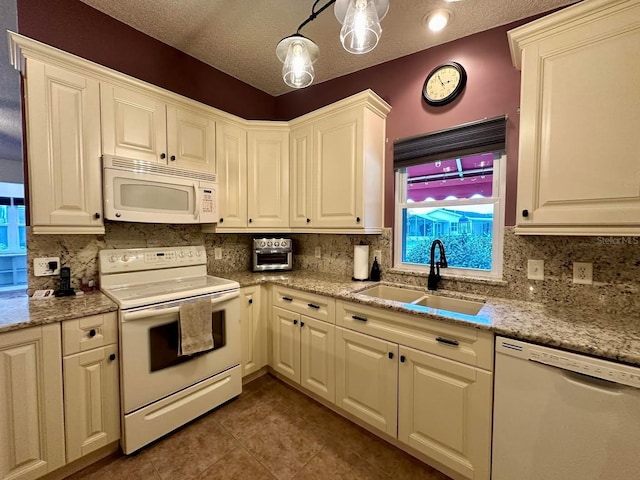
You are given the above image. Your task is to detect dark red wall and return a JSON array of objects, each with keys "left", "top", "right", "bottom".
[
  {"left": 16, "top": 0, "right": 276, "bottom": 120},
  {"left": 276, "top": 22, "right": 526, "bottom": 227}
]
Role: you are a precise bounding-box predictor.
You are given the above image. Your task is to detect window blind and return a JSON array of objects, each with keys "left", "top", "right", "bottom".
[{"left": 393, "top": 115, "right": 507, "bottom": 169}]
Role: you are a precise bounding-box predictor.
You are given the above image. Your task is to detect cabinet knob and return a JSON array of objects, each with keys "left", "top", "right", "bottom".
[
  {"left": 388, "top": 352, "right": 394, "bottom": 359},
  {"left": 248, "top": 298, "right": 253, "bottom": 305},
  {"left": 248, "top": 218, "right": 253, "bottom": 223},
  {"left": 170, "top": 155, "right": 176, "bottom": 161},
  {"left": 160, "top": 153, "right": 166, "bottom": 159},
  {"left": 356, "top": 216, "right": 361, "bottom": 223},
  {"left": 400, "top": 355, "right": 406, "bottom": 363},
  {"left": 293, "top": 319, "right": 298, "bottom": 325},
  {"left": 219, "top": 218, "right": 224, "bottom": 223},
  {"left": 522, "top": 209, "right": 529, "bottom": 218},
  {"left": 300, "top": 321, "right": 305, "bottom": 327},
  {"left": 109, "top": 353, "right": 116, "bottom": 361},
  {"left": 306, "top": 218, "right": 311, "bottom": 223},
  {"left": 89, "top": 329, "right": 97, "bottom": 338},
  {"left": 94, "top": 212, "right": 101, "bottom": 219}
]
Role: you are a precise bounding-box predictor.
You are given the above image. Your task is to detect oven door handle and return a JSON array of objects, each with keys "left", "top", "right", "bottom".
[{"left": 121, "top": 290, "right": 239, "bottom": 322}]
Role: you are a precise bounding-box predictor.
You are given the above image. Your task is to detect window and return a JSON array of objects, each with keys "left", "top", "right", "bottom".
[
  {"left": 393, "top": 117, "right": 507, "bottom": 279},
  {"left": 0, "top": 185, "right": 27, "bottom": 292}
]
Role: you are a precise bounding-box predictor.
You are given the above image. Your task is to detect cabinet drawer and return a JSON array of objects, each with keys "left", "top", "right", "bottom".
[
  {"left": 62, "top": 312, "right": 118, "bottom": 356},
  {"left": 336, "top": 301, "right": 493, "bottom": 371},
  {"left": 272, "top": 286, "right": 335, "bottom": 324}
]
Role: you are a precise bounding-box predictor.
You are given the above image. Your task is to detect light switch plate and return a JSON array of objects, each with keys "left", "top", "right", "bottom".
[
  {"left": 373, "top": 250, "right": 382, "bottom": 261},
  {"left": 214, "top": 248, "right": 222, "bottom": 260},
  {"left": 315, "top": 247, "right": 321, "bottom": 259},
  {"left": 527, "top": 259, "right": 544, "bottom": 280}
]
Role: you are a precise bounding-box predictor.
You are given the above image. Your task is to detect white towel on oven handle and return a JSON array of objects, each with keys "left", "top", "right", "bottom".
[{"left": 178, "top": 298, "right": 213, "bottom": 356}]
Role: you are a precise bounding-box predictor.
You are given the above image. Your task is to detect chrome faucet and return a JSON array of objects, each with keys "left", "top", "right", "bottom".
[{"left": 427, "top": 239, "right": 448, "bottom": 291}]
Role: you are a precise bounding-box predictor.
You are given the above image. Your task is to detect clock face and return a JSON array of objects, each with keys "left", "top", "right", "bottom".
[{"left": 423, "top": 62, "right": 467, "bottom": 106}]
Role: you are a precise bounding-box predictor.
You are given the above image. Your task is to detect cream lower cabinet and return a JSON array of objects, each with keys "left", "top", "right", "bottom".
[
  {"left": 335, "top": 327, "right": 398, "bottom": 436},
  {"left": 336, "top": 300, "right": 493, "bottom": 480},
  {"left": 240, "top": 285, "right": 267, "bottom": 377},
  {"left": 101, "top": 84, "right": 216, "bottom": 173},
  {"left": 0, "top": 324, "right": 65, "bottom": 480},
  {"left": 23, "top": 58, "right": 103, "bottom": 234},
  {"left": 62, "top": 313, "right": 120, "bottom": 463},
  {"left": 509, "top": 0, "right": 640, "bottom": 235},
  {"left": 398, "top": 346, "right": 492, "bottom": 480},
  {"left": 270, "top": 287, "right": 336, "bottom": 402}
]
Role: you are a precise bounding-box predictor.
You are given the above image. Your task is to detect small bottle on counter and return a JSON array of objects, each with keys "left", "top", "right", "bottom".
[{"left": 370, "top": 257, "right": 381, "bottom": 282}]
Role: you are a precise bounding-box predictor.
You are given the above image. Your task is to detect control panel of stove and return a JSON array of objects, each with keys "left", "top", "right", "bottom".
[{"left": 99, "top": 246, "right": 206, "bottom": 273}]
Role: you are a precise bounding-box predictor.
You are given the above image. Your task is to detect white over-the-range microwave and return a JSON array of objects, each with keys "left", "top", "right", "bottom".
[{"left": 103, "top": 155, "right": 218, "bottom": 224}]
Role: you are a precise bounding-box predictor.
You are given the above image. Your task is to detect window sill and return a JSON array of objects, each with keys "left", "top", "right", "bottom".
[{"left": 386, "top": 267, "right": 507, "bottom": 287}]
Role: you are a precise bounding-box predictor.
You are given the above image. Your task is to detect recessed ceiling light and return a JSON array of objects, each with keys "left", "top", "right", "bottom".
[{"left": 424, "top": 9, "right": 452, "bottom": 32}]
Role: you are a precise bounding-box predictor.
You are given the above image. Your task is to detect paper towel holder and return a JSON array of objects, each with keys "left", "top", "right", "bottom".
[{"left": 352, "top": 241, "right": 370, "bottom": 281}]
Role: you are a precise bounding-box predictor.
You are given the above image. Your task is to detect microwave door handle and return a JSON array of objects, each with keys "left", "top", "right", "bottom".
[{"left": 194, "top": 183, "right": 200, "bottom": 220}]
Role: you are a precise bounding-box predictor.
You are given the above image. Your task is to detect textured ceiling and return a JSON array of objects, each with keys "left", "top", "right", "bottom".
[{"left": 79, "top": 0, "right": 577, "bottom": 96}]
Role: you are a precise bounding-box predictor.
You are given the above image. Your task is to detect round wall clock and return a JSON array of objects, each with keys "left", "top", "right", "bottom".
[{"left": 422, "top": 62, "right": 467, "bottom": 106}]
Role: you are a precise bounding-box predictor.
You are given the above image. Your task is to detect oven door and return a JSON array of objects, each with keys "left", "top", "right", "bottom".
[{"left": 120, "top": 290, "right": 240, "bottom": 414}]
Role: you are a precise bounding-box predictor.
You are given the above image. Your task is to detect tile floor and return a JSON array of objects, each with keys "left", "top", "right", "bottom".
[{"left": 68, "top": 374, "right": 453, "bottom": 480}]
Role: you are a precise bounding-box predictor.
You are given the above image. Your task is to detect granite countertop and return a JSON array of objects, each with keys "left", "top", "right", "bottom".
[
  {"left": 0, "top": 291, "right": 118, "bottom": 334},
  {"left": 222, "top": 270, "right": 640, "bottom": 367}
]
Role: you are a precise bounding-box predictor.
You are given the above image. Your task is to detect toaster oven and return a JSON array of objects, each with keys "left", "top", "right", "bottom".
[{"left": 252, "top": 238, "right": 292, "bottom": 272}]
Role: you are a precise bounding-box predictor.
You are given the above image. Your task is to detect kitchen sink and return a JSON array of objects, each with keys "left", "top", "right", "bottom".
[
  {"left": 357, "top": 285, "right": 425, "bottom": 303},
  {"left": 410, "top": 295, "right": 484, "bottom": 316}
]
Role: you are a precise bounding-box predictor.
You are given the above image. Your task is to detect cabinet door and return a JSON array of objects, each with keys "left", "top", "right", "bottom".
[
  {"left": 335, "top": 327, "right": 397, "bottom": 436},
  {"left": 514, "top": 2, "right": 640, "bottom": 233},
  {"left": 216, "top": 121, "right": 248, "bottom": 228},
  {"left": 63, "top": 344, "right": 120, "bottom": 462},
  {"left": 166, "top": 105, "right": 216, "bottom": 173},
  {"left": 240, "top": 286, "right": 266, "bottom": 377},
  {"left": 300, "top": 316, "right": 335, "bottom": 403},
  {"left": 312, "top": 109, "right": 364, "bottom": 228},
  {"left": 25, "top": 59, "right": 103, "bottom": 233},
  {"left": 0, "top": 324, "right": 65, "bottom": 479},
  {"left": 101, "top": 84, "right": 167, "bottom": 163},
  {"left": 247, "top": 129, "right": 290, "bottom": 229},
  {"left": 270, "top": 306, "right": 301, "bottom": 383},
  {"left": 290, "top": 124, "right": 313, "bottom": 228},
  {"left": 398, "top": 346, "right": 492, "bottom": 480}
]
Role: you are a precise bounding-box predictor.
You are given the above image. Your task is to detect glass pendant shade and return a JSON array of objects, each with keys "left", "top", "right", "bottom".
[
  {"left": 276, "top": 34, "right": 319, "bottom": 89},
  {"left": 338, "top": 0, "right": 384, "bottom": 54}
]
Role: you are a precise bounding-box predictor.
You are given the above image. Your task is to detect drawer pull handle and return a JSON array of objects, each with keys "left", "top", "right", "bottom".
[
  {"left": 400, "top": 355, "right": 406, "bottom": 363},
  {"left": 109, "top": 353, "right": 116, "bottom": 361},
  {"left": 352, "top": 315, "right": 368, "bottom": 322},
  {"left": 388, "top": 352, "right": 394, "bottom": 359},
  {"left": 307, "top": 303, "right": 320, "bottom": 309},
  {"left": 89, "top": 329, "right": 97, "bottom": 338},
  {"left": 293, "top": 319, "right": 298, "bottom": 325},
  {"left": 282, "top": 296, "right": 293, "bottom": 302},
  {"left": 436, "top": 336, "right": 459, "bottom": 347}
]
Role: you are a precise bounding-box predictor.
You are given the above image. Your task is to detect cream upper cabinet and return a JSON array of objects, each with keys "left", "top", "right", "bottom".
[
  {"left": 398, "top": 345, "right": 492, "bottom": 480},
  {"left": 62, "top": 313, "right": 120, "bottom": 463},
  {"left": 101, "top": 84, "right": 216, "bottom": 173},
  {"left": 509, "top": 0, "right": 640, "bottom": 235},
  {"left": 290, "top": 90, "right": 391, "bottom": 233},
  {"left": 215, "top": 121, "right": 248, "bottom": 229},
  {"left": 0, "top": 324, "right": 65, "bottom": 480},
  {"left": 23, "top": 59, "right": 103, "bottom": 234},
  {"left": 247, "top": 126, "right": 290, "bottom": 230},
  {"left": 240, "top": 285, "right": 266, "bottom": 377}
]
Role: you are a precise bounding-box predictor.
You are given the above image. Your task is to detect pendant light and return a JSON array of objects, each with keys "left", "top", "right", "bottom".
[
  {"left": 335, "top": 0, "right": 389, "bottom": 54},
  {"left": 276, "top": 0, "right": 389, "bottom": 89}
]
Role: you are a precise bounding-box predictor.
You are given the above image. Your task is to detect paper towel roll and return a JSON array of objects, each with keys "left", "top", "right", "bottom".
[{"left": 353, "top": 245, "right": 370, "bottom": 280}]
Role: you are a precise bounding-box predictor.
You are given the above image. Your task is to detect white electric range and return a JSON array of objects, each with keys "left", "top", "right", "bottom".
[{"left": 99, "top": 245, "right": 242, "bottom": 454}]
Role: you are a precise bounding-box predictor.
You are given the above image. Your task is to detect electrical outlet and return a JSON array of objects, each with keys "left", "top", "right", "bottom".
[
  {"left": 34, "top": 257, "right": 61, "bottom": 277},
  {"left": 573, "top": 262, "right": 593, "bottom": 285},
  {"left": 214, "top": 248, "right": 222, "bottom": 260},
  {"left": 315, "top": 247, "right": 321, "bottom": 259},
  {"left": 527, "top": 259, "right": 544, "bottom": 280},
  {"left": 373, "top": 250, "right": 382, "bottom": 261}
]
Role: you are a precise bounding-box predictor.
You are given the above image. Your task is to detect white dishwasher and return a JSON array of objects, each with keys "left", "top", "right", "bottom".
[{"left": 492, "top": 336, "right": 640, "bottom": 480}]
